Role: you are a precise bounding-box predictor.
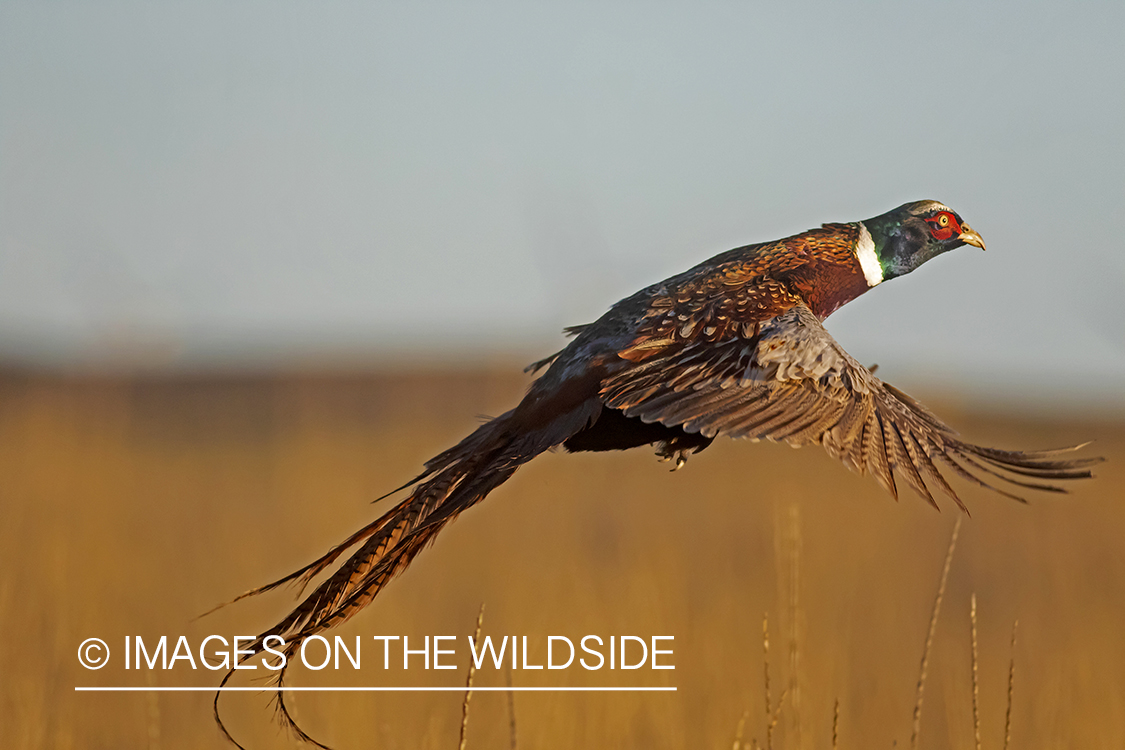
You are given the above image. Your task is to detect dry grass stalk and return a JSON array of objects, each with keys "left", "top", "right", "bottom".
[
  {"left": 732, "top": 709, "right": 749, "bottom": 750},
  {"left": 970, "top": 593, "right": 981, "bottom": 750},
  {"left": 763, "top": 613, "right": 774, "bottom": 750},
  {"left": 770, "top": 688, "right": 789, "bottom": 733},
  {"left": 786, "top": 502, "right": 803, "bottom": 750},
  {"left": 145, "top": 669, "right": 161, "bottom": 750},
  {"left": 910, "top": 514, "right": 963, "bottom": 749},
  {"left": 832, "top": 698, "right": 839, "bottom": 750},
  {"left": 458, "top": 603, "right": 486, "bottom": 750},
  {"left": 504, "top": 666, "right": 518, "bottom": 750},
  {"left": 1004, "top": 621, "right": 1018, "bottom": 750}
]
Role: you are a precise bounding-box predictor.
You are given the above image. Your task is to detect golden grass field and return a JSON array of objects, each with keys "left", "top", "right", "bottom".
[{"left": 2, "top": 365, "right": 1122, "bottom": 749}]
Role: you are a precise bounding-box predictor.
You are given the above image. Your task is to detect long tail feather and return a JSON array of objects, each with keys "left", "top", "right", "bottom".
[{"left": 214, "top": 392, "right": 600, "bottom": 748}]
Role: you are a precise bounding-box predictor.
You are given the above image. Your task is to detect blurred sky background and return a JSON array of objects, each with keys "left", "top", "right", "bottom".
[{"left": 1, "top": 0, "right": 1123, "bottom": 407}]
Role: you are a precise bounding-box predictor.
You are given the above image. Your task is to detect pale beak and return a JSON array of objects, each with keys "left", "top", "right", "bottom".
[{"left": 958, "top": 223, "right": 986, "bottom": 251}]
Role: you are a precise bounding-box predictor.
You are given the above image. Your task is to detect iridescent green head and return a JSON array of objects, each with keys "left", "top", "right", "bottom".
[{"left": 861, "top": 200, "right": 986, "bottom": 283}]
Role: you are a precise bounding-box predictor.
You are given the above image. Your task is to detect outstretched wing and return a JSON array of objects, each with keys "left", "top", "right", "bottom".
[{"left": 601, "top": 304, "right": 1099, "bottom": 509}]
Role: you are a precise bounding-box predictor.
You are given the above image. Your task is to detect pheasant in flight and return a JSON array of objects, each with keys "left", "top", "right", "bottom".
[{"left": 218, "top": 200, "right": 1099, "bottom": 747}]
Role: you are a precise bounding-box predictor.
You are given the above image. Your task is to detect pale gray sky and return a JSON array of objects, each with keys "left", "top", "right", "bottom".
[{"left": 2, "top": 1, "right": 1123, "bottom": 404}]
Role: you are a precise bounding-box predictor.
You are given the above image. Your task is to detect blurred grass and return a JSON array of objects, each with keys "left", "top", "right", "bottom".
[{"left": 0, "top": 365, "right": 1121, "bottom": 749}]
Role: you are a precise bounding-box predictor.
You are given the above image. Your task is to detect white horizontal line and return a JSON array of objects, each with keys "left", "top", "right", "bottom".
[{"left": 75, "top": 686, "right": 676, "bottom": 692}]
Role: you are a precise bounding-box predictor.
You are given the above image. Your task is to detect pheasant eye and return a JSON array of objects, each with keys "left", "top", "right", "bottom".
[{"left": 925, "top": 211, "right": 960, "bottom": 240}]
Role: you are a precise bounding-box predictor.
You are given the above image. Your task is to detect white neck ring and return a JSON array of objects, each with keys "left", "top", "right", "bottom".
[{"left": 855, "top": 222, "right": 883, "bottom": 287}]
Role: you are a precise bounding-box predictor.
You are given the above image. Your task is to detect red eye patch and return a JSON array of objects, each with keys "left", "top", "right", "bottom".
[{"left": 924, "top": 211, "right": 963, "bottom": 241}]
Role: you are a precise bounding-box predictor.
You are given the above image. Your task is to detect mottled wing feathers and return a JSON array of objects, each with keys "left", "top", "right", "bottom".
[
  {"left": 682, "top": 223, "right": 857, "bottom": 280},
  {"left": 618, "top": 222, "right": 870, "bottom": 362},
  {"left": 620, "top": 278, "right": 803, "bottom": 361},
  {"left": 603, "top": 305, "right": 1098, "bottom": 509}
]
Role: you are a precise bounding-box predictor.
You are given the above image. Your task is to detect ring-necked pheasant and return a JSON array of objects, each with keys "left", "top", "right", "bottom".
[{"left": 216, "top": 200, "right": 1100, "bottom": 748}]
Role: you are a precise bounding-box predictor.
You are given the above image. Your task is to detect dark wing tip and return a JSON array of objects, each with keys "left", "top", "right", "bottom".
[
  {"left": 524, "top": 350, "right": 563, "bottom": 375},
  {"left": 871, "top": 388, "right": 1103, "bottom": 508},
  {"left": 939, "top": 439, "right": 1103, "bottom": 502}
]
